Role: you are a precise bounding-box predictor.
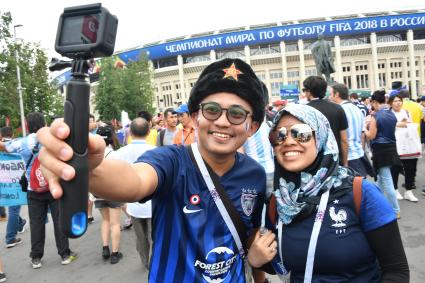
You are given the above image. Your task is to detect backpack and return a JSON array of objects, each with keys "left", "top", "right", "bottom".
[
  {"left": 29, "top": 154, "right": 49, "bottom": 193},
  {"left": 158, "top": 129, "right": 166, "bottom": 146}
]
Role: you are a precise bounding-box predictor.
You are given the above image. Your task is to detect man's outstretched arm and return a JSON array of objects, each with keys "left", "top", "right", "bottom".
[{"left": 37, "top": 119, "right": 157, "bottom": 202}]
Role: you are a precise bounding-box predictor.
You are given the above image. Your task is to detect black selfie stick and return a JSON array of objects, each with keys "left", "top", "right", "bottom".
[
  {"left": 61, "top": 59, "right": 90, "bottom": 238},
  {"left": 52, "top": 3, "right": 118, "bottom": 238},
  {"left": 50, "top": 59, "right": 90, "bottom": 238}
]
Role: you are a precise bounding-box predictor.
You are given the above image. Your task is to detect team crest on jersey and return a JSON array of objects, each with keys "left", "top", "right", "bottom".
[
  {"left": 241, "top": 189, "right": 258, "bottom": 217},
  {"left": 329, "top": 203, "right": 348, "bottom": 234}
]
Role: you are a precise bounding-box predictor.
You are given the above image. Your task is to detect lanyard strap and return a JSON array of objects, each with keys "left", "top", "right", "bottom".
[
  {"left": 275, "top": 219, "right": 289, "bottom": 278},
  {"left": 189, "top": 143, "right": 246, "bottom": 258},
  {"left": 277, "top": 220, "right": 284, "bottom": 265},
  {"left": 276, "top": 190, "right": 330, "bottom": 282},
  {"left": 303, "top": 189, "right": 330, "bottom": 283}
]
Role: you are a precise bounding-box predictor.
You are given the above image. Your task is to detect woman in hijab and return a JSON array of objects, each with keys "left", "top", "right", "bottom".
[{"left": 247, "top": 104, "right": 409, "bottom": 282}]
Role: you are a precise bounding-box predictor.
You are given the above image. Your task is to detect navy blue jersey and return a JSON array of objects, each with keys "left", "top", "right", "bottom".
[
  {"left": 138, "top": 145, "right": 266, "bottom": 283},
  {"left": 274, "top": 179, "right": 395, "bottom": 282}
]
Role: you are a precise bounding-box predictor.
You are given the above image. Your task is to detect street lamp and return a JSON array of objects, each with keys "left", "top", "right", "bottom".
[{"left": 14, "top": 24, "right": 26, "bottom": 137}]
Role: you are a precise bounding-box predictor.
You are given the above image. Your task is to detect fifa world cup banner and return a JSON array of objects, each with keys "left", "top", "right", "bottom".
[{"left": 0, "top": 153, "right": 27, "bottom": 206}]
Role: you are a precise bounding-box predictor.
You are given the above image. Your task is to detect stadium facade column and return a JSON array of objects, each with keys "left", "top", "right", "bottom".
[
  {"left": 210, "top": 50, "right": 217, "bottom": 61},
  {"left": 351, "top": 61, "right": 357, "bottom": 89},
  {"left": 244, "top": 26, "right": 251, "bottom": 65},
  {"left": 280, "top": 41, "right": 288, "bottom": 85},
  {"left": 368, "top": 59, "right": 374, "bottom": 90},
  {"left": 370, "top": 32, "right": 379, "bottom": 92},
  {"left": 334, "top": 36, "right": 343, "bottom": 83},
  {"left": 385, "top": 58, "right": 391, "bottom": 91},
  {"left": 402, "top": 57, "right": 409, "bottom": 91},
  {"left": 265, "top": 69, "right": 271, "bottom": 98},
  {"left": 298, "top": 39, "right": 306, "bottom": 89},
  {"left": 245, "top": 45, "right": 251, "bottom": 65},
  {"left": 419, "top": 55, "right": 424, "bottom": 96},
  {"left": 407, "top": 29, "right": 417, "bottom": 98},
  {"left": 148, "top": 60, "right": 158, "bottom": 110},
  {"left": 158, "top": 76, "right": 164, "bottom": 111},
  {"left": 177, "top": 55, "right": 186, "bottom": 100}
]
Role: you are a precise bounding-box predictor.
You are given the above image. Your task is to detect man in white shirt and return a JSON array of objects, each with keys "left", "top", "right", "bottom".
[{"left": 108, "top": 117, "right": 156, "bottom": 270}]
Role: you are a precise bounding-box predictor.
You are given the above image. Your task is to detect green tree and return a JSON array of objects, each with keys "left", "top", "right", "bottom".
[
  {"left": 0, "top": 12, "right": 16, "bottom": 128},
  {"left": 0, "top": 11, "right": 63, "bottom": 133},
  {"left": 94, "top": 57, "right": 122, "bottom": 121},
  {"left": 94, "top": 53, "right": 154, "bottom": 121}
]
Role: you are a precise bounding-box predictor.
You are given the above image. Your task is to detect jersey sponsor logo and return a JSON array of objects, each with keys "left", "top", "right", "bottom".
[
  {"left": 194, "top": 247, "right": 238, "bottom": 283},
  {"left": 183, "top": 206, "right": 202, "bottom": 214},
  {"left": 183, "top": 194, "right": 203, "bottom": 214},
  {"left": 241, "top": 188, "right": 258, "bottom": 216}
]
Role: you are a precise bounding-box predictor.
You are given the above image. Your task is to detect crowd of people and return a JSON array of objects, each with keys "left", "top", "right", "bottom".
[{"left": 0, "top": 57, "right": 424, "bottom": 282}]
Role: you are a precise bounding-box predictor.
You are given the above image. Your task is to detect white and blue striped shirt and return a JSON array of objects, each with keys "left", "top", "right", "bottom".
[
  {"left": 243, "top": 121, "right": 275, "bottom": 175},
  {"left": 341, "top": 101, "right": 365, "bottom": 160}
]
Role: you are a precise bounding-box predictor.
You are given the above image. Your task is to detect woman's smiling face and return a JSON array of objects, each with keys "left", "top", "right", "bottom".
[{"left": 273, "top": 115, "right": 317, "bottom": 173}]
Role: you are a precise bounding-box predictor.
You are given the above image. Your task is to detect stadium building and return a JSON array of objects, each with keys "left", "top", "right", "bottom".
[{"left": 55, "top": 9, "right": 425, "bottom": 112}]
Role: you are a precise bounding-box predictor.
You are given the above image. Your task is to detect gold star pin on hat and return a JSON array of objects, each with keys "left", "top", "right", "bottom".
[{"left": 222, "top": 63, "right": 243, "bottom": 81}]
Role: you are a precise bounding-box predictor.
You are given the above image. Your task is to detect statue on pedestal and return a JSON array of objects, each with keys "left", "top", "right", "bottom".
[{"left": 311, "top": 33, "right": 335, "bottom": 83}]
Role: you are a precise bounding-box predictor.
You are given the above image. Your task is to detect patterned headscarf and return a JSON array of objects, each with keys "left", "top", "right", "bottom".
[{"left": 271, "top": 104, "right": 353, "bottom": 225}]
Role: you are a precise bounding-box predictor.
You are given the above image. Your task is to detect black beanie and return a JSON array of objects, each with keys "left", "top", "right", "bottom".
[{"left": 188, "top": 58, "right": 265, "bottom": 123}]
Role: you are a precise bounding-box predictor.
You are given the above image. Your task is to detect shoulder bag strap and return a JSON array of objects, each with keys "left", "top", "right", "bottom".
[
  {"left": 186, "top": 144, "right": 248, "bottom": 257},
  {"left": 353, "top": 176, "right": 363, "bottom": 216},
  {"left": 24, "top": 143, "right": 40, "bottom": 170},
  {"left": 159, "top": 129, "right": 166, "bottom": 146},
  {"left": 24, "top": 151, "right": 35, "bottom": 170}
]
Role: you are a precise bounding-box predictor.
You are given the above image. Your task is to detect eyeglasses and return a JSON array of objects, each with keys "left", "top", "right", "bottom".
[
  {"left": 199, "top": 102, "right": 251, "bottom": 125},
  {"left": 269, "top": 124, "right": 314, "bottom": 146}
]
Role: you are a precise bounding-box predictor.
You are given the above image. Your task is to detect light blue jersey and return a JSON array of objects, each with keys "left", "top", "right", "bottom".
[{"left": 341, "top": 102, "right": 365, "bottom": 161}]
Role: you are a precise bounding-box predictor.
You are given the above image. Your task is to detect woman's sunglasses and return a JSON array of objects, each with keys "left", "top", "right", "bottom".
[
  {"left": 199, "top": 102, "right": 251, "bottom": 125},
  {"left": 269, "top": 123, "right": 314, "bottom": 146}
]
